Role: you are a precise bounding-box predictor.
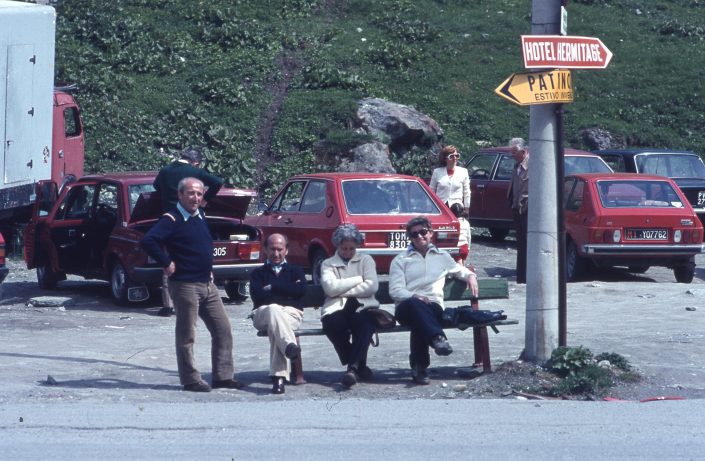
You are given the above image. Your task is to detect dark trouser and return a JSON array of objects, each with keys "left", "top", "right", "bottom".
[
  {"left": 321, "top": 298, "right": 376, "bottom": 370},
  {"left": 394, "top": 298, "right": 445, "bottom": 370},
  {"left": 513, "top": 208, "right": 528, "bottom": 284},
  {"left": 169, "top": 280, "right": 234, "bottom": 385}
]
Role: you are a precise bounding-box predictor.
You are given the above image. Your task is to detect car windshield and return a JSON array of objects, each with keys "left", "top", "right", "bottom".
[
  {"left": 342, "top": 179, "right": 441, "bottom": 215},
  {"left": 128, "top": 183, "right": 156, "bottom": 213},
  {"left": 564, "top": 156, "right": 612, "bottom": 175},
  {"left": 597, "top": 180, "right": 683, "bottom": 208},
  {"left": 635, "top": 153, "right": 705, "bottom": 179}
]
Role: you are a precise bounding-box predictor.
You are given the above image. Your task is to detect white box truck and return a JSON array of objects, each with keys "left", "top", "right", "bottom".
[{"left": 0, "top": 0, "right": 84, "bottom": 248}]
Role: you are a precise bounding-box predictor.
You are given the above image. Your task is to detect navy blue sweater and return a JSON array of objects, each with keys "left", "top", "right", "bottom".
[
  {"left": 250, "top": 263, "right": 307, "bottom": 311},
  {"left": 140, "top": 209, "right": 213, "bottom": 283}
]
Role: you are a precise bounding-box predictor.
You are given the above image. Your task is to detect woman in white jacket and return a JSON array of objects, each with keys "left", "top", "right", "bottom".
[
  {"left": 320, "top": 224, "right": 379, "bottom": 387},
  {"left": 429, "top": 145, "right": 471, "bottom": 209}
]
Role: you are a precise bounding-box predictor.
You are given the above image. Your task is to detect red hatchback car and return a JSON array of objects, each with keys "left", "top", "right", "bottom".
[
  {"left": 24, "top": 172, "right": 261, "bottom": 303},
  {"left": 245, "top": 173, "right": 460, "bottom": 282},
  {"left": 564, "top": 173, "right": 704, "bottom": 283}
]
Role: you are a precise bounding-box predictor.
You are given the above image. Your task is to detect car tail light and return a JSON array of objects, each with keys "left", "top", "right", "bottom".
[
  {"left": 237, "top": 242, "right": 261, "bottom": 261},
  {"left": 674, "top": 230, "right": 682, "bottom": 243},
  {"left": 434, "top": 230, "right": 458, "bottom": 245},
  {"left": 0, "top": 240, "right": 5, "bottom": 265},
  {"left": 592, "top": 230, "right": 604, "bottom": 243},
  {"left": 694, "top": 229, "right": 703, "bottom": 243}
]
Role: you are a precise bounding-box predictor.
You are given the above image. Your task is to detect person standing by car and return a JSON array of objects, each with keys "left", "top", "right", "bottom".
[
  {"left": 249, "top": 233, "right": 307, "bottom": 394},
  {"left": 507, "top": 137, "right": 529, "bottom": 284},
  {"left": 320, "top": 224, "right": 379, "bottom": 388},
  {"left": 389, "top": 216, "right": 478, "bottom": 385},
  {"left": 140, "top": 177, "right": 243, "bottom": 393},
  {"left": 429, "top": 145, "right": 471, "bottom": 210},
  {"left": 153, "top": 147, "right": 224, "bottom": 316}
]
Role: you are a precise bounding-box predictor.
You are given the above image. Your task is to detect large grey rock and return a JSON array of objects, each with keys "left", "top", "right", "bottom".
[
  {"left": 338, "top": 142, "right": 395, "bottom": 173},
  {"left": 323, "top": 98, "right": 444, "bottom": 173},
  {"left": 356, "top": 98, "right": 443, "bottom": 152},
  {"left": 580, "top": 128, "right": 625, "bottom": 150}
]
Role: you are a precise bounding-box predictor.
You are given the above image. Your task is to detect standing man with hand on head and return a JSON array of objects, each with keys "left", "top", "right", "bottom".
[
  {"left": 507, "top": 137, "right": 529, "bottom": 284},
  {"left": 389, "top": 216, "right": 479, "bottom": 385},
  {"left": 153, "top": 147, "right": 224, "bottom": 316},
  {"left": 141, "top": 177, "right": 243, "bottom": 392},
  {"left": 249, "top": 234, "right": 307, "bottom": 394}
]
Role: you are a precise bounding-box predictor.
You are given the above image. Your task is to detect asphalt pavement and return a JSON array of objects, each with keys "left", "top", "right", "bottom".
[{"left": 0, "top": 234, "right": 704, "bottom": 458}]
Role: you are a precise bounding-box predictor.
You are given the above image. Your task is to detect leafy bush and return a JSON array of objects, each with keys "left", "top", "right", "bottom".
[
  {"left": 549, "top": 346, "right": 594, "bottom": 377},
  {"left": 595, "top": 352, "right": 632, "bottom": 372},
  {"left": 551, "top": 365, "right": 614, "bottom": 396}
]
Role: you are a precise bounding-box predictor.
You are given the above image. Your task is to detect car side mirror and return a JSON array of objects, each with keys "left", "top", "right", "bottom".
[{"left": 258, "top": 199, "right": 269, "bottom": 213}]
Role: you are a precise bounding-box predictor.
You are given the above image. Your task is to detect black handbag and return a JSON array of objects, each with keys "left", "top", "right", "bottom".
[
  {"left": 364, "top": 307, "right": 396, "bottom": 330},
  {"left": 442, "top": 306, "right": 506, "bottom": 329}
]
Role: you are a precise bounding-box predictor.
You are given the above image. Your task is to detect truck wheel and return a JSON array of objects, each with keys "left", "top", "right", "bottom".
[
  {"left": 110, "top": 261, "right": 130, "bottom": 304},
  {"left": 311, "top": 250, "right": 327, "bottom": 285},
  {"left": 488, "top": 228, "right": 509, "bottom": 242},
  {"left": 37, "top": 263, "right": 58, "bottom": 290},
  {"left": 673, "top": 264, "right": 695, "bottom": 284},
  {"left": 225, "top": 281, "right": 248, "bottom": 301},
  {"left": 566, "top": 241, "right": 586, "bottom": 282}
]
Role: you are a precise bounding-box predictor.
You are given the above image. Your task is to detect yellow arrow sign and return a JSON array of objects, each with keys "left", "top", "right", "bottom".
[{"left": 495, "top": 69, "right": 573, "bottom": 106}]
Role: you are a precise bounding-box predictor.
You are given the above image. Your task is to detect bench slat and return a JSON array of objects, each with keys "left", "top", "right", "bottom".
[
  {"left": 297, "top": 277, "right": 509, "bottom": 308},
  {"left": 292, "top": 319, "right": 519, "bottom": 337}
]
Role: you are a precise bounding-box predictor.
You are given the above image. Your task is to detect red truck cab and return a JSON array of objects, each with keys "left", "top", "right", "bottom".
[{"left": 52, "top": 89, "right": 84, "bottom": 189}]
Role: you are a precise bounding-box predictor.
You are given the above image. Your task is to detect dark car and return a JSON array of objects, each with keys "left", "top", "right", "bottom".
[
  {"left": 465, "top": 147, "right": 612, "bottom": 241},
  {"left": 24, "top": 172, "right": 261, "bottom": 304},
  {"left": 594, "top": 149, "right": 705, "bottom": 226},
  {"left": 564, "top": 173, "right": 704, "bottom": 283},
  {"left": 244, "top": 173, "right": 460, "bottom": 283}
]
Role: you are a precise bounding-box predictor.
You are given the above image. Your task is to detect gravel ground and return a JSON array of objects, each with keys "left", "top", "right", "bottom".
[{"left": 1, "top": 228, "right": 703, "bottom": 403}]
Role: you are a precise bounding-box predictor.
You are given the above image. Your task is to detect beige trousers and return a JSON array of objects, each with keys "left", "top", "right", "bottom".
[{"left": 252, "top": 304, "right": 303, "bottom": 378}]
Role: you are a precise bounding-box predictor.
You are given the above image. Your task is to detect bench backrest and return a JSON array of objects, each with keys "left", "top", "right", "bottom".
[{"left": 300, "top": 277, "right": 509, "bottom": 308}]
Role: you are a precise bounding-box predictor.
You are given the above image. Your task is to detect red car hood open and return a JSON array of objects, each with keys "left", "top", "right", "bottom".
[{"left": 130, "top": 188, "right": 257, "bottom": 223}]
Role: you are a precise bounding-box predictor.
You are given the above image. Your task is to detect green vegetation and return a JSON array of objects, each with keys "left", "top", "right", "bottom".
[
  {"left": 547, "top": 346, "right": 638, "bottom": 397},
  {"left": 50, "top": 0, "right": 705, "bottom": 198}
]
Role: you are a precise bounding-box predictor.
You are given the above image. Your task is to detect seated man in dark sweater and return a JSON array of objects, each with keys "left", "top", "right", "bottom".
[
  {"left": 141, "top": 177, "right": 242, "bottom": 393},
  {"left": 249, "top": 233, "right": 307, "bottom": 394}
]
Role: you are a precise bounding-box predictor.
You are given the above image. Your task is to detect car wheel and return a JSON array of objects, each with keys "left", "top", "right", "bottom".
[
  {"left": 488, "top": 228, "right": 509, "bottom": 242},
  {"left": 37, "top": 263, "right": 58, "bottom": 290},
  {"left": 311, "top": 249, "right": 328, "bottom": 285},
  {"left": 566, "top": 240, "right": 586, "bottom": 282},
  {"left": 224, "top": 281, "right": 249, "bottom": 301},
  {"left": 627, "top": 265, "right": 650, "bottom": 274},
  {"left": 110, "top": 261, "right": 130, "bottom": 304},
  {"left": 673, "top": 264, "right": 695, "bottom": 284}
]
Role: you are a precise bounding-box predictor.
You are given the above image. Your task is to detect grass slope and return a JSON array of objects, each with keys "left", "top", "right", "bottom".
[{"left": 52, "top": 0, "right": 705, "bottom": 198}]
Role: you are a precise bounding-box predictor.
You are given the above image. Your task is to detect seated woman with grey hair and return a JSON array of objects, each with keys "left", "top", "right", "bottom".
[{"left": 320, "top": 224, "right": 380, "bottom": 387}]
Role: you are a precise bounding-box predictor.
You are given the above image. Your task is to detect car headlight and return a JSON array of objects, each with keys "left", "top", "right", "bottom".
[
  {"left": 612, "top": 230, "right": 621, "bottom": 243},
  {"left": 674, "top": 230, "right": 682, "bottom": 243}
]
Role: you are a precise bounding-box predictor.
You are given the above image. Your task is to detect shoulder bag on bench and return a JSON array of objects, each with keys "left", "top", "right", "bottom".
[{"left": 442, "top": 306, "right": 506, "bottom": 330}]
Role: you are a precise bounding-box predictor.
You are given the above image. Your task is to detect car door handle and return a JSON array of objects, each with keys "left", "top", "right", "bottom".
[
  {"left": 476, "top": 184, "right": 486, "bottom": 190},
  {"left": 68, "top": 229, "right": 76, "bottom": 237},
  {"left": 284, "top": 218, "right": 293, "bottom": 224}
]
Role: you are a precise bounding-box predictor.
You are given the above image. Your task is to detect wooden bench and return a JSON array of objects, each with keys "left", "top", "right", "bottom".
[{"left": 258, "top": 278, "right": 517, "bottom": 384}]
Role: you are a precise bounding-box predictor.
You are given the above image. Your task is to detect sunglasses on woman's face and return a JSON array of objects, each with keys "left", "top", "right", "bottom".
[
  {"left": 447, "top": 153, "right": 460, "bottom": 159},
  {"left": 409, "top": 228, "right": 430, "bottom": 239}
]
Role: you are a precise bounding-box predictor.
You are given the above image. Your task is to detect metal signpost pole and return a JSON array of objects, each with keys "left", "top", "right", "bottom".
[{"left": 524, "top": 0, "right": 562, "bottom": 362}]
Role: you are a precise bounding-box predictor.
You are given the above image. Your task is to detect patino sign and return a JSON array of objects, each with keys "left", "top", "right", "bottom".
[{"left": 494, "top": 69, "right": 572, "bottom": 106}]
